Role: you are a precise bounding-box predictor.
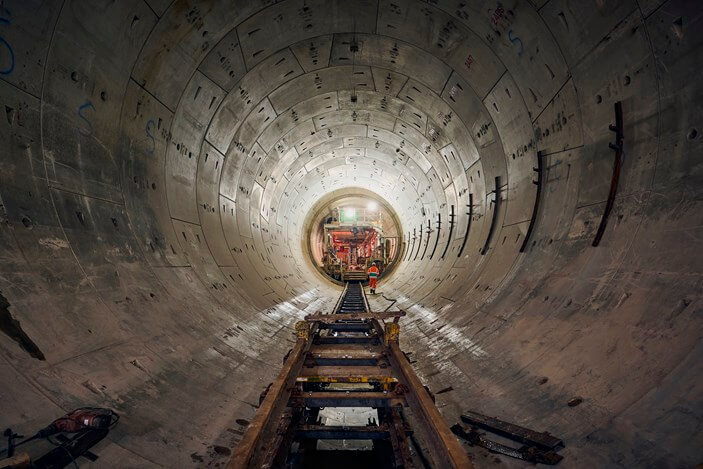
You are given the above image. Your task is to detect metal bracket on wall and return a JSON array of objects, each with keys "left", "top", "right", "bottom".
[
  {"left": 480, "top": 177, "right": 501, "bottom": 256},
  {"left": 405, "top": 229, "right": 415, "bottom": 261},
  {"left": 592, "top": 101, "right": 624, "bottom": 247},
  {"left": 429, "top": 212, "right": 442, "bottom": 259},
  {"left": 421, "top": 218, "right": 432, "bottom": 260},
  {"left": 413, "top": 223, "right": 423, "bottom": 260},
  {"left": 458, "top": 194, "right": 474, "bottom": 258},
  {"left": 441, "top": 205, "right": 455, "bottom": 259},
  {"left": 520, "top": 151, "right": 544, "bottom": 252}
]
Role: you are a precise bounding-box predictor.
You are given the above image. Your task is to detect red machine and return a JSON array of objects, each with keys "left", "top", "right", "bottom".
[
  {"left": 34, "top": 408, "right": 116, "bottom": 437},
  {"left": 1, "top": 407, "right": 118, "bottom": 460}
]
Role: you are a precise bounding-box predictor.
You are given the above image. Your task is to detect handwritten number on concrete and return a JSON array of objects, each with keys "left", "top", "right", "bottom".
[
  {"left": 508, "top": 29, "right": 524, "bottom": 56},
  {"left": 0, "top": 9, "right": 15, "bottom": 75},
  {"left": 145, "top": 119, "right": 156, "bottom": 154},
  {"left": 78, "top": 101, "right": 95, "bottom": 136}
]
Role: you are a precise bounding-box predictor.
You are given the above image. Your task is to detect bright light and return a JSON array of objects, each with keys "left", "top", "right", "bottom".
[
  {"left": 344, "top": 208, "right": 356, "bottom": 218},
  {"left": 367, "top": 201, "right": 378, "bottom": 211}
]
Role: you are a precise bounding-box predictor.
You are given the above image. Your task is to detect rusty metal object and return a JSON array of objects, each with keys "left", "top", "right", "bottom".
[
  {"left": 592, "top": 101, "right": 624, "bottom": 247},
  {"left": 289, "top": 391, "right": 406, "bottom": 408},
  {"left": 231, "top": 284, "right": 473, "bottom": 467},
  {"left": 460, "top": 410, "right": 563, "bottom": 450},
  {"left": 305, "top": 310, "right": 406, "bottom": 322},
  {"left": 520, "top": 151, "right": 544, "bottom": 253},
  {"left": 480, "top": 176, "right": 501, "bottom": 255},
  {"left": 384, "top": 322, "right": 400, "bottom": 346},
  {"left": 380, "top": 319, "right": 472, "bottom": 468},
  {"left": 451, "top": 423, "right": 563, "bottom": 465},
  {"left": 228, "top": 325, "right": 313, "bottom": 468},
  {"left": 295, "top": 321, "right": 310, "bottom": 340}
]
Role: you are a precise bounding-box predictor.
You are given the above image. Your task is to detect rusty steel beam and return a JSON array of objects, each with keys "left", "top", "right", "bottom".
[
  {"left": 378, "top": 320, "right": 472, "bottom": 468},
  {"left": 296, "top": 424, "right": 393, "bottom": 440},
  {"left": 305, "top": 310, "right": 406, "bottom": 322},
  {"left": 308, "top": 344, "right": 386, "bottom": 359},
  {"left": 289, "top": 391, "right": 406, "bottom": 408},
  {"left": 228, "top": 322, "right": 313, "bottom": 469},
  {"left": 299, "top": 365, "right": 395, "bottom": 378},
  {"left": 460, "top": 410, "right": 563, "bottom": 450},
  {"left": 387, "top": 407, "right": 415, "bottom": 468}
]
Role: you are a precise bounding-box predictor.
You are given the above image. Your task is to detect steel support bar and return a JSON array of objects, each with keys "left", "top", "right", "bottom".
[
  {"left": 385, "top": 338, "right": 472, "bottom": 468},
  {"left": 593, "top": 101, "right": 624, "bottom": 247},
  {"left": 290, "top": 392, "right": 406, "bottom": 408},
  {"left": 228, "top": 323, "right": 313, "bottom": 468},
  {"left": 451, "top": 423, "right": 563, "bottom": 465},
  {"left": 259, "top": 409, "right": 297, "bottom": 469},
  {"left": 314, "top": 336, "right": 379, "bottom": 344},
  {"left": 308, "top": 344, "right": 385, "bottom": 359},
  {"left": 460, "top": 410, "right": 563, "bottom": 450},
  {"left": 387, "top": 407, "right": 415, "bottom": 468},
  {"left": 481, "top": 177, "right": 501, "bottom": 255},
  {"left": 306, "top": 311, "right": 406, "bottom": 322},
  {"left": 520, "top": 151, "right": 544, "bottom": 253},
  {"left": 296, "top": 424, "right": 392, "bottom": 440},
  {"left": 318, "top": 322, "right": 373, "bottom": 332}
]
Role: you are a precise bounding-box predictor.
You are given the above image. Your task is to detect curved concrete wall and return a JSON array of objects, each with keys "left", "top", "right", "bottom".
[{"left": 0, "top": 0, "right": 700, "bottom": 467}]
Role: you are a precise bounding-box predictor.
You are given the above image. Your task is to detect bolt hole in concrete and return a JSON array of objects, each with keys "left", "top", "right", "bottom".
[{"left": 568, "top": 397, "right": 583, "bottom": 407}]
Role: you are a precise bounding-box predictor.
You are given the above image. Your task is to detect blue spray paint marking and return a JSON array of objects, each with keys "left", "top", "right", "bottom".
[
  {"left": 508, "top": 29, "right": 523, "bottom": 56},
  {"left": 0, "top": 36, "right": 13, "bottom": 75},
  {"left": 145, "top": 119, "right": 156, "bottom": 154},
  {"left": 78, "top": 101, "right": 95, "bottom": 136},
  {"left": 0, "top": 9, "right": 14, "bottom": 75}
]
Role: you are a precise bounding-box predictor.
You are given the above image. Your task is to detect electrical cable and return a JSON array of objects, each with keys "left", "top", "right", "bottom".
[{"left": 46, "top": 435, "right": 80, "bottom": 469}]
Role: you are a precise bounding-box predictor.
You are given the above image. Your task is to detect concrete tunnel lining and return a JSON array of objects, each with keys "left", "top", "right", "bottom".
[{"left": 0, "top": 0, "right": 701, "bottom": 467}]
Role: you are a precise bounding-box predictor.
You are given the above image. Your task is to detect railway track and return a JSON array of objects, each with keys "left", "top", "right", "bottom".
[{"left": 229, "top": 282, "right": 471, "bottom": 468}]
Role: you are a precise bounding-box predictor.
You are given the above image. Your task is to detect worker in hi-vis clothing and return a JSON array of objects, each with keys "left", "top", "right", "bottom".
[{"left": 368, "top": 262, "right": 380, "bottom": 294}]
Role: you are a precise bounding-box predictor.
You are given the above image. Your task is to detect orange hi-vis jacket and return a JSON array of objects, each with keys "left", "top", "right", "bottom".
[{"left": 368, "top": 265, "right": 379, "bottom": 278}]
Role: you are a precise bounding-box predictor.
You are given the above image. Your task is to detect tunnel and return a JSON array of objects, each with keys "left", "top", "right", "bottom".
[{"left": 0, "top": 0, "right": 701, "bottom": 467}]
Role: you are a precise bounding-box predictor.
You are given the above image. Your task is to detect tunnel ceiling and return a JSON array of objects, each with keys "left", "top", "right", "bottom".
[{"left": 0, "top": 0, "right": 701, "bottom": 467}]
